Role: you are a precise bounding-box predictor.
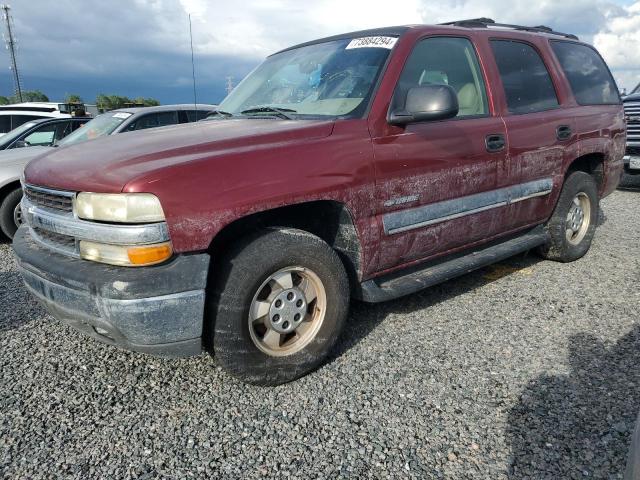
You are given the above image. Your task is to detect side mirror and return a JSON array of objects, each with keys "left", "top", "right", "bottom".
[
  {"left": 14, "top": 140, "right": 29, "bottom": 148},
  {"left": 388, "top": 84, "right": 459, "bottom": 126}
]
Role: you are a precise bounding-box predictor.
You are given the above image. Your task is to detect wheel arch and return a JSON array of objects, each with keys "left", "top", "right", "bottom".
[
  {"left": 0, "top": 179, "right": 21, "bottom": 202},
  {"left": 207, "top": 200, "right": 363, "bottom": 290},
  {"left": 565, "top": 153, "right": 605, "bottom": 194}
]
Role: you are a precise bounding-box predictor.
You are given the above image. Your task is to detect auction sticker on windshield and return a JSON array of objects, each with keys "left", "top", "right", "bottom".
[
  {"left": 113, "top": 112, "right": 133, "bottom": 119},
  {"left": 346, "top": 36, "right": 397, "bottom": 49}
]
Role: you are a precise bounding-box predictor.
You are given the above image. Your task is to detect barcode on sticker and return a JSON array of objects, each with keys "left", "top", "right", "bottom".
[{"left": 346, "top": 36, "right": 397, "bottom": 50}]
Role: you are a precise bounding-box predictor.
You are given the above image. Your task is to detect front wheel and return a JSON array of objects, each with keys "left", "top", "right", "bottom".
[
  {"left": 210, "top": 227, "right": 349, "bottom": 385},
  {"left": 537, "top": 171, "right": 599, "bottom": 262}
]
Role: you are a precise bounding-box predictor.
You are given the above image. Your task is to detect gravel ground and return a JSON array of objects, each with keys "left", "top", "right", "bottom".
[{"left": 1, "top": 181, "right": 639, "bottom": 479}]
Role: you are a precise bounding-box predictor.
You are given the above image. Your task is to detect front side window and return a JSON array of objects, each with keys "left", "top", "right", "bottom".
[
  {"left": 132, "top": 113, "right": 159, "bottom": 130},
  {"left": 156, "top": 111, "right": 178, "bottom": 127},
  {"left": 131, "top": 112, "right": 178, "bottom": 130},
  {"left": 217, "top": 37, "right": 395, "bottom": 118},
  {"left": 57, "top": 112, "right": 130, "bottom": 146},
  {"left": 0, "top": 121, "right": 37, "bottom": 147},
  {"left": 185, "top": 110, "right": 209, "bottom": 122},
  {"left": 551, "top": 41, "right": 620, "bottom": 105},
  {"left": 491, "top": 40, "right": 559, "bottom": 114},
  {"left": 393, "top": 36, "right": 489, "bottom": 118},
  {"left": 23, "top": 123, "right": 57, "bottom": 146}
]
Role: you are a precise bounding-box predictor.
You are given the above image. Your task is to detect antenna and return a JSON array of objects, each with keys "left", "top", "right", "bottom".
[
  {"left": 1, "top": 4, "right": 23, "bottom": 102},
  {"left": 188, "top": 14, "right": 197, "bottom": 111}
]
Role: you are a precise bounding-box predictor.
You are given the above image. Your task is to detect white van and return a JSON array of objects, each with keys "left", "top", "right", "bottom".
[{"left": 0, "top": 102, "right": 97, "bottom": 135}]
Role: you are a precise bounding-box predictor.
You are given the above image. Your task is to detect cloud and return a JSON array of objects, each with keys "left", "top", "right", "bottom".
[
  {"left": 3, "top": 0, "right": 640, "bottom": 102},
  {"left": 593, "top": 1, "right": 640, "bottom": 89}
]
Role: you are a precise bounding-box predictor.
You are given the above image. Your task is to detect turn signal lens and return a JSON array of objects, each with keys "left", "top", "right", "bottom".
[
  {"left": 79, "top": 241, "right": 172, "bottom": 267},
  {"left": 127, "top": 243, "right": 173, "bottom": 265}
]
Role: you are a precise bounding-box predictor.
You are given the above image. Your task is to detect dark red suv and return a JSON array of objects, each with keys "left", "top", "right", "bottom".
[{"left": 13, "top": 19, "right": 625, "bottom": 385}]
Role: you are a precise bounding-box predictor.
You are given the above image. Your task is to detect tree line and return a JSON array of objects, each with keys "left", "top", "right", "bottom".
[{"left": 0, "top": 90, "right": 160, "bottom": 110}]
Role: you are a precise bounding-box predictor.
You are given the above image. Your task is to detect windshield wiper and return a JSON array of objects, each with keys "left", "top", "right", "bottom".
[
  {"left": 240, "top": 106, "right": 296, "bottom": 120},
  {"left": 206, "top": 109, "right": 234, "bottom": 119}
]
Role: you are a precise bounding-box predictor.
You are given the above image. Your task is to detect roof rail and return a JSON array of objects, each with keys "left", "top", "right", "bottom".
[{"left": 439, "top": 18, "right": 579, "bottom": 40}]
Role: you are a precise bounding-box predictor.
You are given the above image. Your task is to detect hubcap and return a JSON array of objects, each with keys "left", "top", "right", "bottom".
[
  {"left": 13, "top": 202, "right": 23, "bottom": 227},
  {"left": 249, "top": 267, "right": 326, "bottom": 357},
  {"left": 565, "top": 192, "right": 591, "bottom": 245}
]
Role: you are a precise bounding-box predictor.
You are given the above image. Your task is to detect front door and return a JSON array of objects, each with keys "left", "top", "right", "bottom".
[{"left": 372, "top": 36, "right": 509, "bottom": 271}]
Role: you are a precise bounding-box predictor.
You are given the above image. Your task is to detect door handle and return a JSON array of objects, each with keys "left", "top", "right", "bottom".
[
  {"left": 485, "top": 134, "right": 505, "bottom": 152},
  {"left": 557, "top": 125, "right": 572, "bottom": 141}
]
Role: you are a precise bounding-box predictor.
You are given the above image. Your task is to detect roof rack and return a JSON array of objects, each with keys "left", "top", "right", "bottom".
[{"left": 439, "top": 18, "right": 579, "bottom": 40}]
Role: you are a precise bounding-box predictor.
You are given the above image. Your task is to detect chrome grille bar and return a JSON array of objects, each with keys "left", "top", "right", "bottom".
[{"left": 23, "top": 184, "right": 74, "bottom": 214}]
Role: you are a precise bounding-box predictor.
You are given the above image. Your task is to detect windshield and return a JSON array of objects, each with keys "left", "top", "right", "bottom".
[
  {"left": 217, "top": 36, "right": 397, "bottom": 119},
  {"left": 634, "top": 83, "right": 640, "bottom": 94},
  {"left": 58, "top": 112, "right": 130, "bottom": 146},
  {"left": 0, "top": 121, "right": 38, "bottom": 147}
]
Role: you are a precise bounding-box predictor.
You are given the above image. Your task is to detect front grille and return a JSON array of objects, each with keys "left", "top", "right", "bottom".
[
  {"left": 624, "top": 101, "right": 640, "bottom": 143},
  {"left": 24, "top": 185, "right": 74, "bottom": 213}
]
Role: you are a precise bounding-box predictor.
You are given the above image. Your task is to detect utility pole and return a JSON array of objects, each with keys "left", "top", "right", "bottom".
[
  {"left": 1, "top": 4, "right": 22, "bottom": 102},
  {"left": 225, "top": 76, "right": 234, "bottom": 96}
]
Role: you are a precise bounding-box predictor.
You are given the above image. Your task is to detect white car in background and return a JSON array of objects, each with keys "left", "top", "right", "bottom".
[{"left": 0, "top": 102, "right": 100, "bottom": 136}]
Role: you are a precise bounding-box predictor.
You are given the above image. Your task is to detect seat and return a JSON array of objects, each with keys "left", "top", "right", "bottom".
[{"left": 457, "top": 83, "right": 483, "bottom": 116}]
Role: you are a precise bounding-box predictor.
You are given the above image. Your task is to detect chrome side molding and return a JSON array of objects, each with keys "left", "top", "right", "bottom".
[{"left": 383, "top": 178, "right": 553, "bottom": 235}]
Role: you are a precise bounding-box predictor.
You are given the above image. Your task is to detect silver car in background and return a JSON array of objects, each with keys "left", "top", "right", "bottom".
[{"left": 0, "top": 104, "right": 217, "bottom": 239}]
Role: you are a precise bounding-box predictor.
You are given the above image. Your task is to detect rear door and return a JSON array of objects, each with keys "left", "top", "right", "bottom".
[
  {"left": 372, "top": 36, "right": 509, "bottom": 270},
  {"left": 489, "top": 39, "right": 573, "bottom": 230}
]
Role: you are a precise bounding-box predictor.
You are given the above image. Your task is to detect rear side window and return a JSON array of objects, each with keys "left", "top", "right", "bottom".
[
  {"left": 0, "top": 116, "right": 10, "bottom": 133},
  {"left": 490, "top": 40, "right": 559, "bottom": 114},
  {"left": 11, "top": 115, "right": 43, "bottom": 130},
  {"left": 551, "top": 41, "right": 620, "bottom": 105}
]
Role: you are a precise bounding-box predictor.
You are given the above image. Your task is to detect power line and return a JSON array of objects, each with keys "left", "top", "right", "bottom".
[{"left": 1, "top": 4, "right": 22, "bottom": 102}]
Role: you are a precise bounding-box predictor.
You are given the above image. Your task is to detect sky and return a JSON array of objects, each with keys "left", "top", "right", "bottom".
[{"left": 2, "top": 0, "right": 640, "bottom": 105}]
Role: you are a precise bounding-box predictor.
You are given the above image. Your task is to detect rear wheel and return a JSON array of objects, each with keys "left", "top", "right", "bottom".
[
  {"left": 0, "top": 187, "right": 22, "bottom": 240},
  {"left": 210, "top": 227, "right": 349, "bottom": 385},
  {"left": 537, "top": 171, "right": 598, "bottom": 262}
]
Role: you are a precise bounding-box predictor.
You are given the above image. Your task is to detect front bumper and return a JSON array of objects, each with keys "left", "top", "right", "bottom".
[{"left": 12, "top": 226, "right": 210, "bottom": 357}]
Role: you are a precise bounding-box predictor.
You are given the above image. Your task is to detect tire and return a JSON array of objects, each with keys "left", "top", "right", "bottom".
[
  {"left": 210, "top": 227, "right": 350, "bottom": 386},
  {"left": 0, "top": 187, "right": 22, "bottom": 240},
  {"left": 537, "top": 171, "right": 599, "bottom": 262}
]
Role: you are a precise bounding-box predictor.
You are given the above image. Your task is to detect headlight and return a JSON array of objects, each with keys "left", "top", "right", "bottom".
[
  {"left": 79, "top": 240, "right": 172, "bottom": 267},
  {"left": 74, "top": 193, "right": 165, "bottom": 223}
]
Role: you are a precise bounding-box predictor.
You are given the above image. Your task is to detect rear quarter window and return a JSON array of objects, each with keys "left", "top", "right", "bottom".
[{"left": 551, "top": 41, "right": 620, "bottom": 105}]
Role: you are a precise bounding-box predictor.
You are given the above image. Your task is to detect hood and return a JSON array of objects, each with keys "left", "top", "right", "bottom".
[
  {"left": 24, "top": 119, "right": 335, "bottom": 192},
  {"left": 0, "top": 145, "right": 52, "bottom": 169}
]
